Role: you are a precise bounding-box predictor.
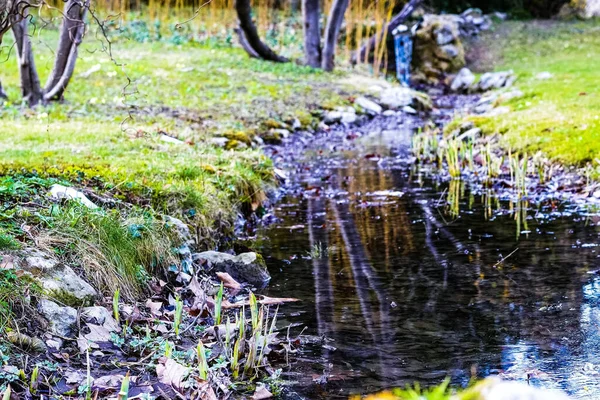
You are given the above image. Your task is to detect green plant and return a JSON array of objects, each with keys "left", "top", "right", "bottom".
[
  {"left": 2, "top": 385, "right": 10, "bottom": 400},
  {"left": 197, "top": 341, "right": 209, "bottom": 380},
  {"left": 445, "top": 140, "right": 462, "bottom": 178},
  {"left": 214, "top": 283, "right": 224, "bottom": 326},
  {"left": 29, "top": 365, "right": 39, "bottom": 395},
  {"left": 113, "top": 289, "right": 120, "bottom": 324},
  {"left": 117, "top": 372, "right": 130, "bottom": 400},
  {"left": 173, "top": 296, "right": 184, "bottom": 336}
]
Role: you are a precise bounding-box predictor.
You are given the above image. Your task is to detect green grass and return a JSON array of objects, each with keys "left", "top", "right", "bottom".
[
  {"left": 463, "top": 20, "right": 600, "bottom": 165},
  {"left": 0, "top": 22, "right": 369, "bottom": 304},
  {"left": 0, "top": 24, "right": 361, "bottom": 239}
]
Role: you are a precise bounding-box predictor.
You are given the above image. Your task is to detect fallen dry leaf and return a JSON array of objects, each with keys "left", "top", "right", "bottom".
[
  {"left": 252, "top": 385, "right": 273, "bottom": 400},
  {"left": 145, "top": 299, "right": 163, "bottom": 317},
  {"left": 156, "top": 357, "right": 190, "bottom": 393}
]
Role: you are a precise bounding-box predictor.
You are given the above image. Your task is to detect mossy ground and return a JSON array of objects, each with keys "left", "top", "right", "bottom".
[
  {"left": 0, "top": 22, "right": 373, "bottom": 311},
  {"left": 0, "top": 24, "right": 367, "bottom": 243},
  {"left": 462, "top": 20, "right": 600, "bottom": 166}
]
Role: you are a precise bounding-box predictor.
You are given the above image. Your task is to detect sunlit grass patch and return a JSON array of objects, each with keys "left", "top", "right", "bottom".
[{"left": 463, "top": 20, "right": 600, "bottom": 166}]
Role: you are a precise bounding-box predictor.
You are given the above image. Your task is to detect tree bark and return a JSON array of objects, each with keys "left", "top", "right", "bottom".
[
  {"left": 352, "top": 0, "right": 420, "bottom": 65},
  {"left": 12, "top": 14, "right": 42, "bottom": 106},
  {"left": 44, "top": 0, "right": 89, "bottom": 101},
  {"left": 321, "top": 0, "right": 349, "bottom": 71},
  {"left": 302, "top": 0, "right": 321, "bottom": 68},
  {"left": 234, "top": 27, "right": 259, "bottom": 58},
  {"left": 234, "top": 0, "right": 288, "bottom": 62},
  {"left": 0, "top": 79, "right": 7, "bottom": 99}
]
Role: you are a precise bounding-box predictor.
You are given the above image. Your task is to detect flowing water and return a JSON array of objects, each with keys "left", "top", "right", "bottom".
[{"left": 254, "top": 111, "right": 600, "bottom": 399}]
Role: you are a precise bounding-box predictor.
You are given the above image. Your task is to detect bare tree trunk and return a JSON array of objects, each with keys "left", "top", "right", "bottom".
[
  {"left": 0, "top": 79, "right": 7, "bottom": 100},
  {"left": 321, "top": 0, "right": 349, "bottom": 71},
  {"left": 234, "top": 0, "right": 288, "bottom": 62},
  {"left": 353, "top": 0, "right": 420, "bottom": 65},
  {"left": 302, "top": 0, "right": 321, "bottom": 68},
  {"left": 234, "top": 27, "right": 259, "bottom": 59},
  {"left": 12, "top": 14, "right": 42, "bottom": 106},
  {"left": 44, "top": 0, "right": 89, "bottom": 101}
]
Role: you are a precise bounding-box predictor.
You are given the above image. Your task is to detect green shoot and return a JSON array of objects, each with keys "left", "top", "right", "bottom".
[
  {"left": 214, "top": 283, "right": 224, "bottom": 326},
  {"left": 117, "top": 372, "right": 130, "bottom": 400},
  {"left": 249, "top": 292, "right": 259, "bottom": 331},
  {"left": 164, "top": 340, "right": 173, "bottom": 358},
  {"left": 30, "top": 365, "right": 39, "bottom": 394},
  {"left": 197, "top": 341, "right": 209, "bottom": 380},
  {"left": 2, "top": 385, "right": 10, "bottom": 400},
  {"left": 173, "top": 296, "right": 183, "bottom": 336},
  {"left": 113, "top": 289, "right": 120, "bottom": 324}
]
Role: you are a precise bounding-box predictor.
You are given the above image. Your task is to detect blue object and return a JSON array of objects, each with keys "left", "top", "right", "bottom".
[{"left": 393, "top": 25, "right": 413, "bottom": 86}]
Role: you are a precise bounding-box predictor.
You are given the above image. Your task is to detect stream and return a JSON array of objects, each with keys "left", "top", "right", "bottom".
[{"left": 252, "top": 101, "right": 600, "bottom": 399}]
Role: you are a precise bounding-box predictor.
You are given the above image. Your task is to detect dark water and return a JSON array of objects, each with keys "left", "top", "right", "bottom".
[{"left": 255, "top": 114, "right": 600, "bottom": 399}]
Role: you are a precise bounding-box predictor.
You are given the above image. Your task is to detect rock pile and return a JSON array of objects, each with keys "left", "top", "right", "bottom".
[
  {"left": 412, "top": 14, "right": 465, "bottom": 84},
  {"left": 449, "top": 68, "right": 517, "bottom": 93}
]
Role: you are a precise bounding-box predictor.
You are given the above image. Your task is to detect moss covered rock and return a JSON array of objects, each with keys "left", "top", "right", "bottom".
[{"left": 1, "top": 248, "right": 97, "bottom": 306}]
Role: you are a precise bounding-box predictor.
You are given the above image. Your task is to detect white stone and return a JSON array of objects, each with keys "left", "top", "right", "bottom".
[
  {"left": 324, "top": 111, "right": 343, "bottom": 124},
  {"left": 355, "top": 96, "right": 382, "bottom": 115},
  {"left": 49, "top": 184, "right": 97, "bottom": 209},
  {"left": 209, "top": 137, "right": 229, "bottom": 147},
  {"left": 382, "top": 110, "right": 396, "bottom": 117},
  {"left": 536, "top": 71, "right": 553, "bottom": 80},
  {"left": 341, "top": 112, "right": 357, "bottom": 124},
  {"left": 402, "top": 106, "right": 418, "bottom": 114},
  {"left": 451, "top": 67, "right": 476, "bottom": 92},
  {"left": 159, "top": 134, "right": 185, "bottom": 145},
  {"left": 379, "top": 87, "right": 415, "bottom": 109}
]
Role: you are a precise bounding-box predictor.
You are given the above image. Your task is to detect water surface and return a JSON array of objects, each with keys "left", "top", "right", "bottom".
[{"left": 256, "top": 114, "right": 600, "bottom": 399}]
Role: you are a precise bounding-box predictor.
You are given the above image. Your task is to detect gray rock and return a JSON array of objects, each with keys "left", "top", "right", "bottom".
[
  {"left": 474, "top": 103, "right": 494, "bottom": 114},
  {"left": 355, "top": 96, "right": 382, "bottom": 115},
  {"left": 81, "top": 306, "right": 120, "bottom": 331},
  {"left": 380, "top": 87, "right": 414, "bottom": 109},
  {"left": 382, "top": 110, "right": 396, "bottom": 117},
  {"left": 38, "top": 299, "right": 77, "bottom": 337},
  {"left": 210, "top": 137, "right": 229, "bottom": 148},
  {"left": 497, "top": 89, "right": 524, "bottom": 104},
  {"left": 324, "top": 111, "right": 342, "bottom": 124},
  {"left": 450, "top": 67, "right": 476, "bottom": 92},
  {"left": 193, "top": 251, "right": 271, "bottom": 287},
  {"left": 380, "top": 87, "right": 433, "bottom": 111},
  {"left": 292, "top": 118, "right": 302, "bottom": 130},
  {"left": 475, "top": 70, "right": 515, "bottom": 91},
  {"left": 341, "top": 112, "right": 357, "bottom": 124},
  {"left": 2, "top": 248, "right": 97, "bottom": 305},
  {"left": 434, "top": 25, "right": 455, "bottom": 46},
  {"left": 437, "top": 44, "right": 460, "bottom": 60},
  {"left": 165, "top": 216, "right": 192, "bottom": 244}
]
